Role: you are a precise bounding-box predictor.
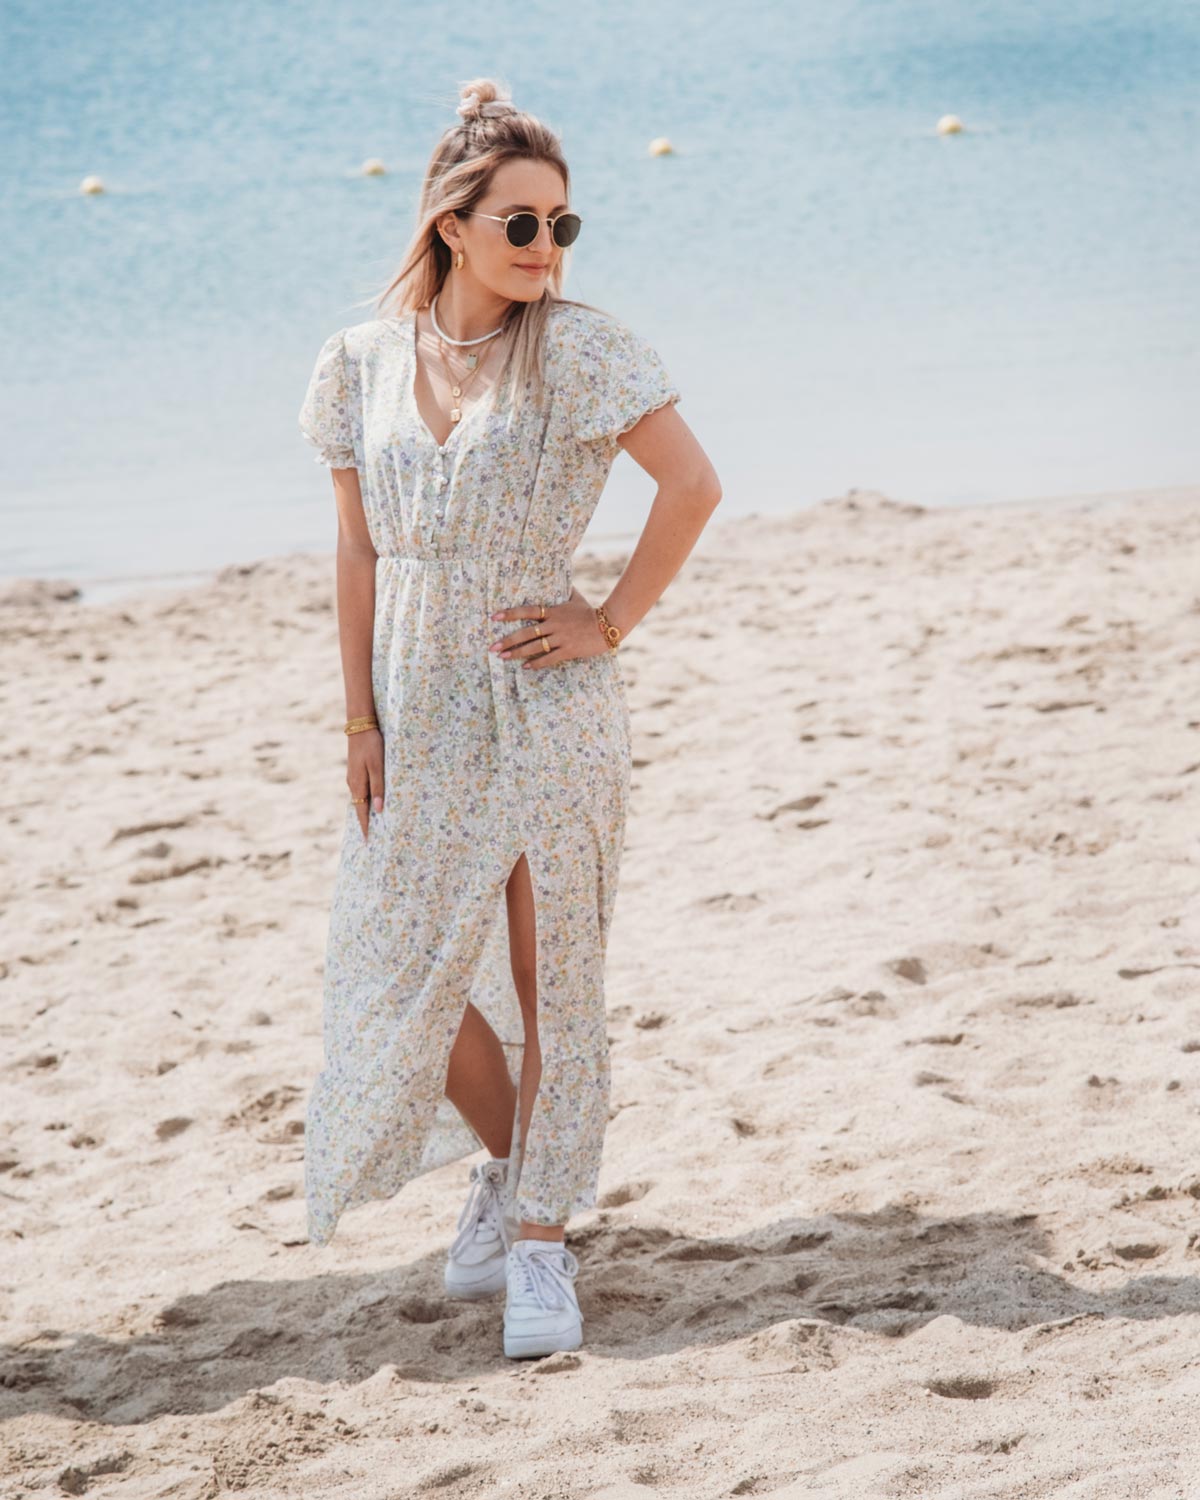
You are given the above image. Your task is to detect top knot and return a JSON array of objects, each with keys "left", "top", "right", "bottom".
[{"left": 456, "top": 82, "right": 517, "bottom": 122}]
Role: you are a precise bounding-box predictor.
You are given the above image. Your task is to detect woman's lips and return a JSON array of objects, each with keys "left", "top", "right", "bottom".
[{"left": 515, "top": 264, "right": 546, "bottom": 275}]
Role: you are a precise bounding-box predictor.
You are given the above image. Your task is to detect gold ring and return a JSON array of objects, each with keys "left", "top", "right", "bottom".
[
  {"left": 350, "top": 797, "right": 367, "bottom": 805},
  {"left": 539, "top": 603, "right": 546, "bottom": 621},
  {"left": 541, "top": 636, "right": 551, "bottom": 654}
]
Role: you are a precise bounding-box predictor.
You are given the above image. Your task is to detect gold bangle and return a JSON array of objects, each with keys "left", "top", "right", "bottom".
[{"left": 344, "top": 716, "right": 378, "bottom": 735}]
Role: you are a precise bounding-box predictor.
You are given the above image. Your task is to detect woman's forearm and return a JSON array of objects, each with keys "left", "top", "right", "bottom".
[
  {"left": 601, "top": 478, "right": 722, "bottom": 641},
  {"left": 336, "top": 542, "right": 378, "bottom": 719}
]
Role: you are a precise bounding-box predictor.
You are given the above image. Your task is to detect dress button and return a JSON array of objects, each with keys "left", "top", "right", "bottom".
[{"left": 437, "top": 445, "right": 447, "bottom": 455}]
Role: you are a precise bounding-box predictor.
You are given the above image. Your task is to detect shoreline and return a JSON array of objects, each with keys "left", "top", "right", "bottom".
[{"left": 3, "top": 481, "right": 1195, "bottom": 611}]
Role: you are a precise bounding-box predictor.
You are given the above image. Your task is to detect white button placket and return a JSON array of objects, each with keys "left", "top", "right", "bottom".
[{"left": 432, "top": 442, "right": 450, "bottom": 554}]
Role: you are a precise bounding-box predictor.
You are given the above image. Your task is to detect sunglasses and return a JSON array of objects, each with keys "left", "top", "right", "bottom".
[{"left": 457, "top": 209, "right": 583, "bottom": 249}]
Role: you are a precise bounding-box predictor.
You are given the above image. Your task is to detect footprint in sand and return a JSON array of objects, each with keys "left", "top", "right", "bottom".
[
  {"left": 1112, "top": 1240, "right": 1165, "bottom": 1261},
  {"left": 694, "top": 891, "right": 762, "bottom": 912},
  {"left": 760, "top": 794, "right": 825, "bottom": 820},
  {"left": 110, "top": 817, "right": 194, "bottom": 842},
  {"left": 599, "top": 1180, "right": 654, "bottom": 1209},
  {"left": 888, "top": 956, "right": 928, "bottom": 985},
  {"left": 224, "top": 1085, "right": 304, "bottom": 1129},
  {"left": 925, "top": 1374, "right": 998, "bottom": 1400}
]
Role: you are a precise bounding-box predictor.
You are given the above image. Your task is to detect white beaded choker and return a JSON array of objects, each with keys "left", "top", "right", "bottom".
[{"left": 429, "top": 292, "right": 505, "bottom": 347}]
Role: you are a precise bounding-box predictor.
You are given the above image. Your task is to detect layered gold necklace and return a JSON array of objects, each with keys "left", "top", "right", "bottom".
[
  {"left": 428, "top": 291, "right": 505, "bottom": 425},
  {"left": 434, "top": 336, "right": 491, "bottom": 425}
]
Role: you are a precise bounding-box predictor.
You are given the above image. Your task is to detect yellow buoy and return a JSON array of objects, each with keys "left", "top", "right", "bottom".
[
  {"left": 648, "top": 137, "right": 674, "bottom": 156},
  {"left": 79, "top": 174, "right": 105, "bottom": 194},
  {"left": 361, "top": 158, "right": 387, "bottom": 176},
  {"left": 936, "top": 114, "right": 964, "bottom": 135}
]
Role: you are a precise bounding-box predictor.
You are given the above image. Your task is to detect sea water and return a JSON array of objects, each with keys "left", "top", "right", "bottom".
[{"left": 1, "top": 0, "right": 1196, "bottom": 600}]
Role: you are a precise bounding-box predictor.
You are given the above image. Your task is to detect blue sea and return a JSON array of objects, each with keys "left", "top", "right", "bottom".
[{"left": 2, "top": 0, "right": 1197, "bottom": 602}]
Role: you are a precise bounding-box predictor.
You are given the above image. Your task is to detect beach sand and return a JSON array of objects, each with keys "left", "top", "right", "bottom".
[{"left": 2, "top": 484, "right": 1198, "bottom": 1497}]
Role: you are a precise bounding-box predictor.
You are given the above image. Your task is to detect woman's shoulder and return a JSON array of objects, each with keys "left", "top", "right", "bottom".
[
  {"left": 545, "top": 299, "right": 630, "bottom": 347},
  {"left": 543, "top": 301, "right": 644, "bottom": 385}
]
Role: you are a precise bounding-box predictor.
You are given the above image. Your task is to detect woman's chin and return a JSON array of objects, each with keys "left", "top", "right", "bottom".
[{"left": 505, "top": 272, "right": 550, "bottom": 298}]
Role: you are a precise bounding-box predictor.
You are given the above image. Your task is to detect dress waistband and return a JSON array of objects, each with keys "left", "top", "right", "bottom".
[{"left": 376, "top": 551, "right": 569, "bottom": 567}]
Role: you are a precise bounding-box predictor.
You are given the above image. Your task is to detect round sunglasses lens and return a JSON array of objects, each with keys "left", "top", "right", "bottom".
[
  {"left": 505, "top": 213, "right": 539, "bottom": 248},
  {"left": 553, "top": 213, "right": 582, "bottom": 247}
]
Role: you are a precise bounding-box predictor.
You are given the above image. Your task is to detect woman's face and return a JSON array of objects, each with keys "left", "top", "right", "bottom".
[{"left": 446, "top": 158, "right": 570, "bottom": 303}]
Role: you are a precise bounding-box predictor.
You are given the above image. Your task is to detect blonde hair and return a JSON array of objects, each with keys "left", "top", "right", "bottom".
[{"left": 367, "top": 77, "right": 605, "bottom": 418}]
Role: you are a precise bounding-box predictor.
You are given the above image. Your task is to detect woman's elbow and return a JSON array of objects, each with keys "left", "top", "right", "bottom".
[{"left": 691, "top": 459, "right": 722, "bottom": 511}]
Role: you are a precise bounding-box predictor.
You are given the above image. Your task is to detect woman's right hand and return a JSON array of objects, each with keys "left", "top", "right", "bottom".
[{"left": 348, "top": 728, "right": 384, "bottom": 841}]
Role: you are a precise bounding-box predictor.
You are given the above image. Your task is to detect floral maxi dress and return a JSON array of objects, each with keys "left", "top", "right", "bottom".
[{"left": 297, "top": 301, "right": 680, "bottom": 1248}]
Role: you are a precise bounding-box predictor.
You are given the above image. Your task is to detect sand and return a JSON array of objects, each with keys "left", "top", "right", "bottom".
[{"left": 1, "top": 484, "right": 1198, "bottom": 1498}]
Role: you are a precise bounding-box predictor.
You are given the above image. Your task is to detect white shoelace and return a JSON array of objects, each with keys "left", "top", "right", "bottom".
[
  {"left": 508, "top": 1244, "right": 580, "bottom": 1312},
  {"left": 448, "top": 1162, "right": 508, "bottom": 1260}
]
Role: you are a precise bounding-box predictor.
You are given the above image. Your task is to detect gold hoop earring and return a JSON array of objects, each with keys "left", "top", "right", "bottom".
[{"left": 455, "top": 250, "right": 464, "bottom": 270}]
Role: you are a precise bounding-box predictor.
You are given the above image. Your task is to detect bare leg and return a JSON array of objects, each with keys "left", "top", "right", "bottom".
[
  {"left": 445, "top": 1001, "right": 517, "bottom": 1160},
  {"left": 505, "top": 852, "right": 565, "bottom": 1245}
]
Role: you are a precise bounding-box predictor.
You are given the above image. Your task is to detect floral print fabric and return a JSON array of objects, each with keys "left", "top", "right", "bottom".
[{"left": 297, "top": 301, "right": 680, "bottom": 1248}]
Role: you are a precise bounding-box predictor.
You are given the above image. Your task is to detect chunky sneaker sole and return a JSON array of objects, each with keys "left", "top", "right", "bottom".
[
  {"left": 503, "top": 1315, "right": 583, "bottom": 1359},
  {"left": 443, "top": 1158, "right": 516, "bottom": 1300},
  {"left": 503, "top": 1239, "right": 583, "bottom": 1359}
]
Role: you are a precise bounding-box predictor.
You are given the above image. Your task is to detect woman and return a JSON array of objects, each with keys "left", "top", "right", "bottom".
[{"left": 298, "top": 77, "right": 722, "bottom": 1359}]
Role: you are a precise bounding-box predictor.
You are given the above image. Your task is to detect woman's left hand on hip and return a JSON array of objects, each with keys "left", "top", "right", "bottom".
[{"left": 488, "top": 586, "right": 612, "bottom": 669}]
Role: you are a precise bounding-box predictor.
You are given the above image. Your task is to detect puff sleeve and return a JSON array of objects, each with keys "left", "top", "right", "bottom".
[
  {"left": 298, "top": 328, "right": 357, "bottom": 468},
  {"left": 571, "top": 315, "right": 680, "bottom": 449}
]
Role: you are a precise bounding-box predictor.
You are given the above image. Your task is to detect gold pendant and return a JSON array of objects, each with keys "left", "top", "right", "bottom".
[
  {"left": 452, "top": 385, "right": 461, "bottom": 398},
  {"left": 465, "top": 353, "right": 479, "bottom": 370},
  {"left": 451, "top": 407, "right": 462, "bottom": 422}
]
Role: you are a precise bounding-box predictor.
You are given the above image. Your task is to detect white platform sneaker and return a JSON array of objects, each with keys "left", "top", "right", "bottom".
[
  {"left": 503, "top": 1238, "right": 583, "bottom": 1359},
  {"left": 443, "top": 1158, "right": 519, "bottom": 1300}
]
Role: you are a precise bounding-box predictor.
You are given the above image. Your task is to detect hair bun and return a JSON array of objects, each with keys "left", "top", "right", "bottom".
[{"left": 456, "top": 78, "right": 517, "bottom": 122}]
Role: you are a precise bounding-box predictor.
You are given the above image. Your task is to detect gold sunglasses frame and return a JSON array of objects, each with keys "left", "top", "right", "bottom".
[{"left": 456, "top": 210, "right": 583, "bottom": 248}]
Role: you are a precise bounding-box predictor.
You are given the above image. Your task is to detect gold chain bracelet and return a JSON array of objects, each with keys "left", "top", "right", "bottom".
[
  {"left": 595, "top": 604, "right": 621, "bottom": 654},
  {"left": 344, "top": 715, "right": 379, "bottom": 735}
]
